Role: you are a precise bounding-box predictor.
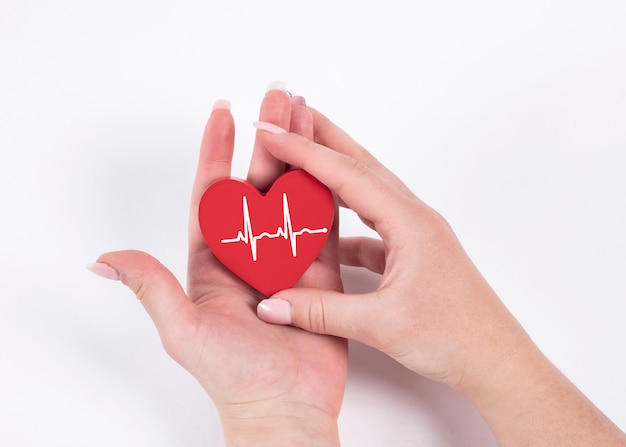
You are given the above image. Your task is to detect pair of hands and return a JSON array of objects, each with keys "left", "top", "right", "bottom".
[
  {"left": 90, "top": 85, "right": 522, "bottom": 444},
  {"left": 91, "top": 85, "right": 626, "bottom": 446}
]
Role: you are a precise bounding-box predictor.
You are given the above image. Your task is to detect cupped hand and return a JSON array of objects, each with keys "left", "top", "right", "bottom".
[{"left": 91, "top": 88, "right": 347, "bottom": 446}]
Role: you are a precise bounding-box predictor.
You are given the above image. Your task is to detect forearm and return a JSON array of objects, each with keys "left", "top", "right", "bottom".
[{"left": 461, "top": 338, "right": 626, "bottom": 447}]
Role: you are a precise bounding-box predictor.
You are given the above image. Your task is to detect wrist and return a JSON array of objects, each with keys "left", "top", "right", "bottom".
[
  {"left": 455, "top": 329, "right": 626, "bottom": 446},
  {"left": 456, "top": 332, "right": 545, "bottom": 410},
  {"left": 218, "top": 400, "right": 340, "bottom": 447}
]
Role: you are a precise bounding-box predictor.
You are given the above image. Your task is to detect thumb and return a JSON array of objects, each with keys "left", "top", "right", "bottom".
[
  {"left": 257, "top": 288, "right": 371, "bottom": 340},
  {"left": 88, "top": 250, "right": 196, "bottom": 349}
]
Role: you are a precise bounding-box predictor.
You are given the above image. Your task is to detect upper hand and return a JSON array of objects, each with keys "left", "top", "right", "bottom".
[{"left": 253, "top": 108, "right": 532, "bottom": 393}]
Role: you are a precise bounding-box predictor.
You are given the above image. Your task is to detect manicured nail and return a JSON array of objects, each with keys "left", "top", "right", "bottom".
[
  {"left": 257, "top": 299, "right": 292, "bottom": 325},
  {"left": 212, "top": 99, "right": 231, "bottom": 112},
  {"left": 290, "top": 95, "right": 306, "bottom": 106},
  {"left": 266, "top": 80, "right": 287, "bottom": 93},
  {"left": 87, "top": 262, "right": 120, "bottom": 281},
  {"left": 253, "top": 121, "right": 288, "bottom": 135}
]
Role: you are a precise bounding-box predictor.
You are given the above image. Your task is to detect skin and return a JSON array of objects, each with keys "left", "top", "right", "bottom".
[
  {"left": 254, "top": 108, "right": 626, "bottom": 447},
  {"left": 92, "top": 91, "right": 626, "bottom": 446},
  {"left": 95, "top": 91, "right": 346, "bottom": 446}
]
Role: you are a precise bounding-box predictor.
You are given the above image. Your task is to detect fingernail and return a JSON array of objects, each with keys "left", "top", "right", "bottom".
[
  {"left": 266, "top": 80, "right": 287, "bottom": 93},
  {"left": 87, "top": 262, "right": 120, "bottom": 281},
  {"left": 212, "top": 99, "right": 231, "bottom": 112},
  {"left": 290, "top": 95, "right": 306, "bottom": 106},
  {"left": 253, "top": 121, "right": 288, "bottom": 135},
  {"left": 257, "top": 299, "right": 292, "bottom": 325}
]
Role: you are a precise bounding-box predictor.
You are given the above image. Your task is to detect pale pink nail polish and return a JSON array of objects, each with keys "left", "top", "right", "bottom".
[
  {"left": 253, "top": 121, "right": 288, "bottom": 135},
  {"left": 212, "top": 99, "right": 231, "bottom": 112},
  {"left": 87, "top": 262, "right": 120, "bottom": 281},
  {"left": 257, "top": 299, "right": 292, "bottom": 325},
  {"left": 290, "top": 96, "right": 306, "bottom": 106}
]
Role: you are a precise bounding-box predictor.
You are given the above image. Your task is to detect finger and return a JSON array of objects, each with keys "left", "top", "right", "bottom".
[
  {"left": 289, "top": 96, "right": 313, "bottom": 139},
  {"left": 310, "top": 107, "right": 415, "bottom": 199},
  {"left": 290, "top": 98, "right": 341, "bottom": 278},
  {"left": 257, "top": 289, "right": 383, "bottom": 346},
  {"left": 254, "top": 126, "right": 413, "bottom": 239},
  {"left": 246, "top": 83, "right": 291, "bottom": 192},
  {"left": 90, "top": 251, "right": 197, "bottom": 358},
  {"left": 339, "top": 237, "right": 386, "bottom": 274},
  {"left": 189, "top": 101, "right": 235, "bottom": 254}
]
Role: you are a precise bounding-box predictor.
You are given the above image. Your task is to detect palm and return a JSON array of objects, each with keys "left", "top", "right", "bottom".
[
  {"left": 183, "top": 251, "right": 346, "bottom": 416},
  {"left": 179, "top": 91, "right": 347, "bottom": 419}
]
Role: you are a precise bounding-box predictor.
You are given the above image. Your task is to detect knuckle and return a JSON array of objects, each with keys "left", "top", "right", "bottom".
[
  {"left": 299, "top": 138, "right": 323, "bottom": 170},
  {"left": 305, "top": 294, "right": 329, "bottom": 334},
  {"left": 333, "top": 154, "right": 370, "bottom": 194},
  {"left": 346, "top": 156, "right": 370, "bottom": 177},
  {"left": 128, "top": 261, "right": 168, "bottom": 302}
]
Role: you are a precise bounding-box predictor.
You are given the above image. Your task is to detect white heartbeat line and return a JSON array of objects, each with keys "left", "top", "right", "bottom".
[{"left": 220, "top": 193, "right": 329, "bottom": 262}]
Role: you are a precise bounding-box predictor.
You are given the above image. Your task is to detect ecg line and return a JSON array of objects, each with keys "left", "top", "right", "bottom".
[{"left": 221, "top": 193, "right": 328, "bottom": 261}]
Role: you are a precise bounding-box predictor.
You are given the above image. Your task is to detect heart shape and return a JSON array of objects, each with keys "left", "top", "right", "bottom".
[{"left": 198, "top": 169, "right": 334, "bottom": 297}]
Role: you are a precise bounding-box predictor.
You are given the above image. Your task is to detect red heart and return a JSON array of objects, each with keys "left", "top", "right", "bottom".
[{"left": 198, "top": 169, "right": 334, "bottom": 297}]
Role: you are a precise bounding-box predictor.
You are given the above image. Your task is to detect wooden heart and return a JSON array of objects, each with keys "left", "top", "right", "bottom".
[{"left": 198, "top": 169, "right": 334, "bottom": 297}]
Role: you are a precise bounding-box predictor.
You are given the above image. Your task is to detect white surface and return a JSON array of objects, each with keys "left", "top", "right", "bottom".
[{"left": 1, "top": 1, "right": 625, "bottom": 445}]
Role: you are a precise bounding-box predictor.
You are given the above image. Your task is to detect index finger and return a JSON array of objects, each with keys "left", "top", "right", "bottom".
[
  {"left": 254, "top": 125, "right": 414, "bottom": 236},
  {"left": 309, "top": 107, "right": 416, "bottom": 199}
]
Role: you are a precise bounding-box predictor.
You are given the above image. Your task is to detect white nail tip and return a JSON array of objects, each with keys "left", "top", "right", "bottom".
[
  {"left": 266, "top": 80, "right": 287, "bottom": 92},
  {"left": 253, "top": 121, "right": 288, "bottom": 135},
  {"left": 212, "top": 99, "right": 231, "bottom": 111}
]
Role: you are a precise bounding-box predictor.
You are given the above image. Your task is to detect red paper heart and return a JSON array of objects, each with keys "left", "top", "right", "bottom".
[{"left": 198, "top": 169, "right": 334, "bottom": 297}]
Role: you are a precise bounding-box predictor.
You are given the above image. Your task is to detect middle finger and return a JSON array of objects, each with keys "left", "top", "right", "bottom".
[{"left": 246, "top": 82, "right": 291, "bottom": 192}]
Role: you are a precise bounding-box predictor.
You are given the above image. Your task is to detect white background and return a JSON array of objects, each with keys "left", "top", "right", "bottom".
[{"left": 1, "top": 1, "right": 625, "bottom": 445}]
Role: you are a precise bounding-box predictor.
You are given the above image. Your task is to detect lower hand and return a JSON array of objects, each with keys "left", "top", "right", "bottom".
[{"left": 90, "top": 88, "right": 347, "bottom": 446}]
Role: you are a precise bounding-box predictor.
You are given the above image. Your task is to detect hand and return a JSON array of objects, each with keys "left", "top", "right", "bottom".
[
  {"left": 89, "top": 87, "right": 347, "bottom": 447},
  {"left": 254, "top": 107, "right": 522, "bottom": 387},
  {"left": 253, "top": 109, "right": 626, "bottom": 447}
]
